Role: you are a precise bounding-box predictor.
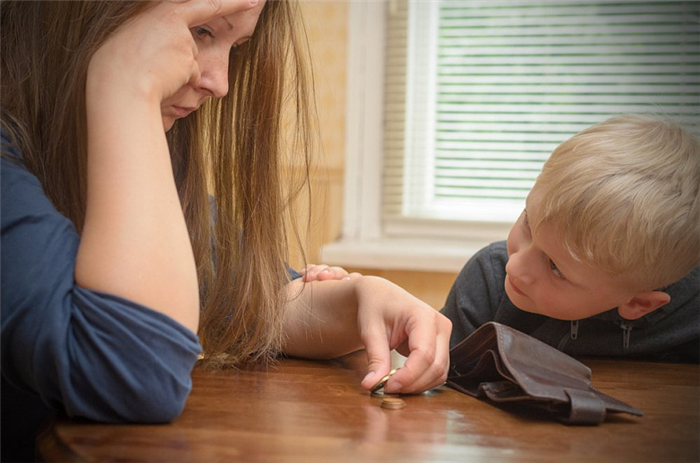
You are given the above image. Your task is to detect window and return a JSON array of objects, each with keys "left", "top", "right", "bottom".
[{"left": 321, "top": 0, "right": 700, "bottom": 272}]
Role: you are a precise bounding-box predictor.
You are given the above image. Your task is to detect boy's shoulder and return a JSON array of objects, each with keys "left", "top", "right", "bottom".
[
  {"left": 448, "top": 240, "right": 509, "bottom": 297},
  {"left": 660, "top": 265, "right": 700, "bottom": 322},
  {"left": 664, "top": 264, "right": 700, "bottom": 307},
  {"left": 471, "top": 240, "right": 509, "bottom": 274},
  {"left": 636, "top": 264, "right": 699, "bottom": 326}
]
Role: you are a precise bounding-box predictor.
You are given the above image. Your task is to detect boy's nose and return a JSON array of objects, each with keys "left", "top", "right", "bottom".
[{"left": 506, "top": 250, "right": 535, "bottom": 286}]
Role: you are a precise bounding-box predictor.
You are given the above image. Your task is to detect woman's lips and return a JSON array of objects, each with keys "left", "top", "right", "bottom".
[{"left": 172, "top": 106, "right": 196, "bottom": 118}]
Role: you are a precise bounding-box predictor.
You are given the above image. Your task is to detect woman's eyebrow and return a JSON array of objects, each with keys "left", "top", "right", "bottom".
[{"left": 223, "top": 16, "right": 234, "bottom": 30}]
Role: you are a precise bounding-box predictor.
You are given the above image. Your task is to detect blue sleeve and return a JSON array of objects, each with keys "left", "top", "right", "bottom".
[
  {"left": 1, "top": 134, "right": 202, "bottom": 423},
  {"left": 288, "top": 265, "right": 301, "bottom": 280}
]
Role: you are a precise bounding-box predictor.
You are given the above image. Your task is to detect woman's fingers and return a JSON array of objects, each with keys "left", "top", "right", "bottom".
[
  {"left": 300, "top": 264, "right": 361, "bottom": 282},
  {"left": 390, "top": 315, "right": 451, "bottom": 393},
  {"left": 174, "top": 0, "right": 259, "bottom": 28},
  {"left": 353, "top": 276, "right": 451, "bottom": 395},
  {"left": 359, "top": 321, "right": 393, "bottom": 391}
]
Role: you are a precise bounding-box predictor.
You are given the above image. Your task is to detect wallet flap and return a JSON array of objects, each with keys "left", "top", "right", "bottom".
[
  {"left": 449, "top": 324, "right": 499, "bottom": 376},
  {"left": 494, "top": 323, "right": 592, "bottom": 402},
  {"left": 586, "top": 386, "right": 643, "bottom": 417}
]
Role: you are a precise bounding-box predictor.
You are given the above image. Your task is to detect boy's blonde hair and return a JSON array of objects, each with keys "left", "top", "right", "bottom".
[{"left": 530, "top": 114, "right": 700, "bottom": 290}]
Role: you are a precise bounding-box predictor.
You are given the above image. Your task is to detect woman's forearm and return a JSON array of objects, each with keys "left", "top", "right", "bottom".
[
  {"left": 75, "top": 80, "right": 199, "bottom": 333},
  {"left": 281, "top": 278, "right": 363, "bottom": 359}
]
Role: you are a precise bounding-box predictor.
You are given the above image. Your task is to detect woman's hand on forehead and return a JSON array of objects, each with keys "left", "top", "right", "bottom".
[
  {"left": 168, "top": 0, "right": 259, "bottom": 28},
  {"left": 88, "top": 0, "right": 259, "bottom": 104}
]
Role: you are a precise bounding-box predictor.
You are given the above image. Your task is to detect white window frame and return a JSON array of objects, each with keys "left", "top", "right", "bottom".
[
  {"left": 320, "top": 0, "right": 507, "bottom": 273},
  {"left": 323, "top": 0, "right": 700, "bottom": 273}
]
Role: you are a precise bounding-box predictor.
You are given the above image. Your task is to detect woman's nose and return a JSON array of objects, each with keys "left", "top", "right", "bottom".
[{"left": 197, "top": 50, "right": 230, "bottom": 99}]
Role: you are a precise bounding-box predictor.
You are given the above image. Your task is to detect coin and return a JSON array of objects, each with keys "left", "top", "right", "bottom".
[
  {"left": 380, "top": 398, "right": 406, "bottom": 410},
  {"left": 370, "top": 368, "right": 400, "bottom": 393}
]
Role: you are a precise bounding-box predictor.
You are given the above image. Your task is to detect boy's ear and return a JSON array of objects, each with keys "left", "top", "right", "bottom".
[{"left": 617, "top": 291, "right": 671, "bottom": 320}]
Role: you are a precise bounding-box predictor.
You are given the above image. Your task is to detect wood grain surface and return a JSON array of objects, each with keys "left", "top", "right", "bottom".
[{"left": 37, "top": 353, "right": 700, "bottom": 463}]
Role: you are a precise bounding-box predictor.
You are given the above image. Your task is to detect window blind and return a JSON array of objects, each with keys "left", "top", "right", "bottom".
[{"left": 383, "top": 0, "right": 700, "bottom": 225}]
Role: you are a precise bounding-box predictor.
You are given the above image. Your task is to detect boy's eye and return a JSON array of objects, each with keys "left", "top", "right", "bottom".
[
  {"left": 550, "top": 260, "right": 565, "bottom": 280},
  {"left": 192, "top": 26, "right": 214, "bottom": 39}
]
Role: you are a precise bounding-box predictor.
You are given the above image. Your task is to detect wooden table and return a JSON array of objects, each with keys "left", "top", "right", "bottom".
[{"left": 38, "top": 352, "right": 699, "bottom": 463}]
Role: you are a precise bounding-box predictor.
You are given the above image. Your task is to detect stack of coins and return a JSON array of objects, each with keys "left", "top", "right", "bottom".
[
  {"left": 380, "top": 398, "right": 406, "bottom": 410},
  {"left": 371, "top": 368, "right": 405, "bottom": 409}
]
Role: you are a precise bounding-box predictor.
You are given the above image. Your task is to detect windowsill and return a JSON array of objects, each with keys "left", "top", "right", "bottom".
[{"left": 320, "top": 238, "right": 488, "bottom": 273}]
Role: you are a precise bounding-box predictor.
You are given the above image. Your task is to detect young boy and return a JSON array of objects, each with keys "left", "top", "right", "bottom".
[{"left": 441, "top": 114, "right": 700, "bottom": 362}]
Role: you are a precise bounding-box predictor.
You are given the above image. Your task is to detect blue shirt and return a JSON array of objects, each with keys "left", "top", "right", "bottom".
[{"left": 1, "top": 130, "right": 202, "bottom": 458}]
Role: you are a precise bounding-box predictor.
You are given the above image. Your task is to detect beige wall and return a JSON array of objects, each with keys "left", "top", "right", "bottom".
[{"left": 297, "top": 1, "right": 458, "bottom": 310}]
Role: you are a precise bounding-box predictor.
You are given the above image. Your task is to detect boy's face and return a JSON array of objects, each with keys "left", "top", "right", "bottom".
[{"left": 505, "top": 188, "right": 636, "bottom": 320}]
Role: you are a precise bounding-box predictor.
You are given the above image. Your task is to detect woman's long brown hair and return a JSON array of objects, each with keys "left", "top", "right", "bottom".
[{"left": 1, "top": 0, "right": 314, "bottom": 366}]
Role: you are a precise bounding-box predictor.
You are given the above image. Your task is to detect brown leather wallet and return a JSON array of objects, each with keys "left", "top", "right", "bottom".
[{"left": 446, "top": 322, "right": 643, "bottom": 425}]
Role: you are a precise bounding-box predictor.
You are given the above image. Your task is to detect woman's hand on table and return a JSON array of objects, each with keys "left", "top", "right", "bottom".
[
  {"left": 282, "top": 275, "right": 451, "bottom": 396},
  {"left": 354, "top": 276, "right": 452, "bottom": 395}
]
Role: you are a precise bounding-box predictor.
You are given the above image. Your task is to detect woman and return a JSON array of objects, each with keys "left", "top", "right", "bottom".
[{"left": 1, "top": 1, "right": 451, "bottom": 460}]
